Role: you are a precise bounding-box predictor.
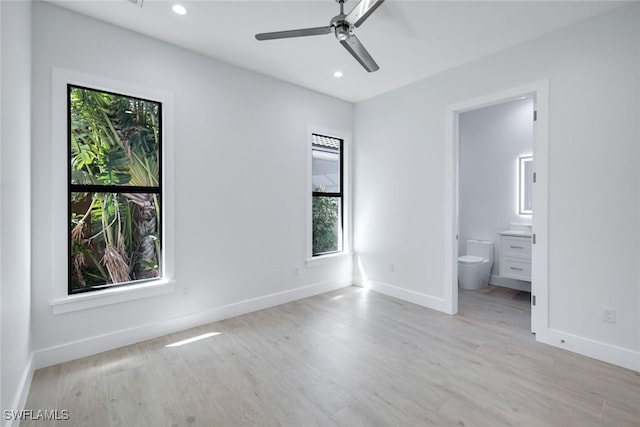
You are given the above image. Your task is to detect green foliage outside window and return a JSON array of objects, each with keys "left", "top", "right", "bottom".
[
  {"left": 69, "top": 86, "right": 161, "bottom": 292},
  {"left": 312, "top": 188, "right": 340, "bottom": 255}
]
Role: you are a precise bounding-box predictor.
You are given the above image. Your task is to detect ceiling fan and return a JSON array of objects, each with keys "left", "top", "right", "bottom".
[{"left": 255, "top": 0, "right": 385, "bottom": 73}]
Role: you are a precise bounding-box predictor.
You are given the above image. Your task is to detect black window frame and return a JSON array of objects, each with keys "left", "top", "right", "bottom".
[
  {"left": 67, "top": 84, "right": 163, "bottom": 295},
  {"left": 311, "top": 133, "right": 344, "bottom": 257}
]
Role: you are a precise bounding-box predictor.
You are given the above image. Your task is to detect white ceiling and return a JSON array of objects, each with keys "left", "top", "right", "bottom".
[{"left": 49, "top": 0, "right": 624, "bottom": 102}]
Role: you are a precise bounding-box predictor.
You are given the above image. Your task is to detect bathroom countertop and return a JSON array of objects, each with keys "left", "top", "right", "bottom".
[{"left": 498, "top": 230, "right": 532, "bottom": 238}]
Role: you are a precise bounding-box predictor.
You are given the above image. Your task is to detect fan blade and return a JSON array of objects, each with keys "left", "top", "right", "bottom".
[
  {"left": 340, "top": 34, "right": 379, "bottom": 72},
  {"left": 255, "top": 26, "right": 331, "bottom": 41},
  {"left": 345, "top": 0, "right": 385, "bottom": 28}
]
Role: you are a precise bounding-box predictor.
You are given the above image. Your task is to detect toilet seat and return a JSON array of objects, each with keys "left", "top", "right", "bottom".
[{"left": 458, "top": 255, "right": 484, "bottom": 264}]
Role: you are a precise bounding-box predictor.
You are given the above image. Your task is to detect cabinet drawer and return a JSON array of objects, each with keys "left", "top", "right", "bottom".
[
  {"left": 501, "top": 236, "right": 531, "bottom": 257},
  {"left": 501, "top": 257, "right": 531, "bottom": 281}
]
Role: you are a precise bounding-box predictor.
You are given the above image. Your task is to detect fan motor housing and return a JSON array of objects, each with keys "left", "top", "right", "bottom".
[{"left": 333, "top": 21, "right": 351, "bottom": 40}]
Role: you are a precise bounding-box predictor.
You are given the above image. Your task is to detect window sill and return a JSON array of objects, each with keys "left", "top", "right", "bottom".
[
  {"left": 50, "top": 279, "right": 176, "bottom": 315},
  {"left": 305, "top": 252, "right": 353, "bottom": 268}
]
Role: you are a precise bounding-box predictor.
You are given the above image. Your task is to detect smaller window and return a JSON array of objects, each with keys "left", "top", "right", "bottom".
[{"left": 311, "top": 134, "right": 343, "bottom": 256}]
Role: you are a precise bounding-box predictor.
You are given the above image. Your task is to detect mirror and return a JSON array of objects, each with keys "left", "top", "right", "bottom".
[{"left": 519, "top": 155, "right": 533, "bottom": 215}]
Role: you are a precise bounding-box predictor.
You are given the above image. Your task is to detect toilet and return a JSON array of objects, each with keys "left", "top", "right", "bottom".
[{"left": 458, "top": 240, "right": 493, "bottom": 290}]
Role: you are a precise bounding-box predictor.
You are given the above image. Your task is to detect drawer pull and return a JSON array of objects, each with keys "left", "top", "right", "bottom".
[
  {"left": 509, "top": 245, "right": 524, "bottom": 249},
  {"left": 509, "top": 267, "right": 524, "bottom": 271}
]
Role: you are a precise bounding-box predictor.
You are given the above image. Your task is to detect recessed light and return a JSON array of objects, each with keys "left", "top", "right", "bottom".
[
  {"left": 172, "top": 4, "right": 187, "bottom": 15},
  {"left": 333, "top": 71, "right": 343, "bottom": 78}
]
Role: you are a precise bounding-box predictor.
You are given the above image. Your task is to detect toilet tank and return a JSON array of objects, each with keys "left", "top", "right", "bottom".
[{"left": 467, "top": 240, "right": 494, "bottom": 261}]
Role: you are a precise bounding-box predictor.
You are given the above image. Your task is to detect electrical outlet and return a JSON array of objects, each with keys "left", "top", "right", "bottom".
[
  {"left": 294, "top": 266, "right": 301, "bottom": 277},
  {"left": 602, "top": 307, "right": 616, "bottom": 324},
  {"left": 388, "top": 263, "right": 395, "bottom": 273},
  {"left": 182, "top": 286, "right": 190, "bottom": 295}
]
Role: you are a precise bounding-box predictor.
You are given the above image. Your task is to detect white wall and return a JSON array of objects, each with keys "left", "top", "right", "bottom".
[
  {"left": 354, "top": 3, "right": 639, "bottom": 369},
  {"left": 30, "top": 3, "right": 353, "bottom": 367},
  {"left": 1, "top": 0, "right": 33, "bottom": 420},
  {"left": 459, "top": 97, "right": 533, "bottom": 280},
  {"left": 1, "top": 1, "right": 3, "bottom": 412}
]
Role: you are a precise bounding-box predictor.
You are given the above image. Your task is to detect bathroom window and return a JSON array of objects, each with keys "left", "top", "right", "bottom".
[
  {"left": 68, "top": 85, "right": 163, "bottom": 294},
  {"left": 311, "top": 134, "right": 343, "bottom": 256}
]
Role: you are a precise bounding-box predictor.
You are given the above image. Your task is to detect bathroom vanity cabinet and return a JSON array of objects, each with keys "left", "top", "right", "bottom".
[{"left": 499, "top": 233, "right": 532, "bottom": 282}]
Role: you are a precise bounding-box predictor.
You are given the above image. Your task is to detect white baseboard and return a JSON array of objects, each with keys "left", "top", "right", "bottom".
[
  {"left": 33, "top": 278, "right": 351, "bottom": 369},
  {"left": 536, "top": 328, "right": 640, "bottom": 372},
  {"left": 354, "top": 276, "right": 449, "bottom": 313},
  {"left": 29, "top": 274, "right": 639, "bottom": 385},
  {"left": 5, "top": 354, "right": 34, "bottom": 427},
  {"left": 489, "top": 275, "right": 531, "bottom": 292}
]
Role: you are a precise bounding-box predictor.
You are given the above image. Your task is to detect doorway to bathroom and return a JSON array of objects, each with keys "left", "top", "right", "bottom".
[{"left": 444, "top": 81, "right": 549, "bottom": 335}]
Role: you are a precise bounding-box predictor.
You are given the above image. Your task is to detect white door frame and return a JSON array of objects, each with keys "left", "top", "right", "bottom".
[{"left": 444, "top": 80, "right": 549, "bottom": 334}]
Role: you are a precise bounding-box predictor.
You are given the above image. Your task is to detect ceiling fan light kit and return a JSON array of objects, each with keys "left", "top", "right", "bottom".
[{"left": 255, "top": 0, "right": 385, "bottom": 73}]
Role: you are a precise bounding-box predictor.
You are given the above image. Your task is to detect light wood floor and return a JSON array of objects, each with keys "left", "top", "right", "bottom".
[{"left": 23, "top": 286, "right": 640, "bottom": 426}]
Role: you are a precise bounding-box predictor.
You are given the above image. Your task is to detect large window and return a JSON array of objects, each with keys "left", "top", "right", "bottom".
[
  {"left": 68, "top": 85, "right": 162, "bottom": 294},
  {"left": 311, "top": 134, "right": 343, "bottom": 256}
]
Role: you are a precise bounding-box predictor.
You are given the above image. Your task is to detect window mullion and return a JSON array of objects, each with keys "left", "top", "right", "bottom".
[
  {"left": 70, "top": 185, "right": 160, "bottom": 194},
  {"left": 312, "top": 191, "right": 342, "bottom": 198}
]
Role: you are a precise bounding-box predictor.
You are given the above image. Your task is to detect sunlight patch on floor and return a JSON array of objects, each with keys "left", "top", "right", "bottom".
[{"left": 166, "top": 332, "right": 221, "bottom": 348}]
